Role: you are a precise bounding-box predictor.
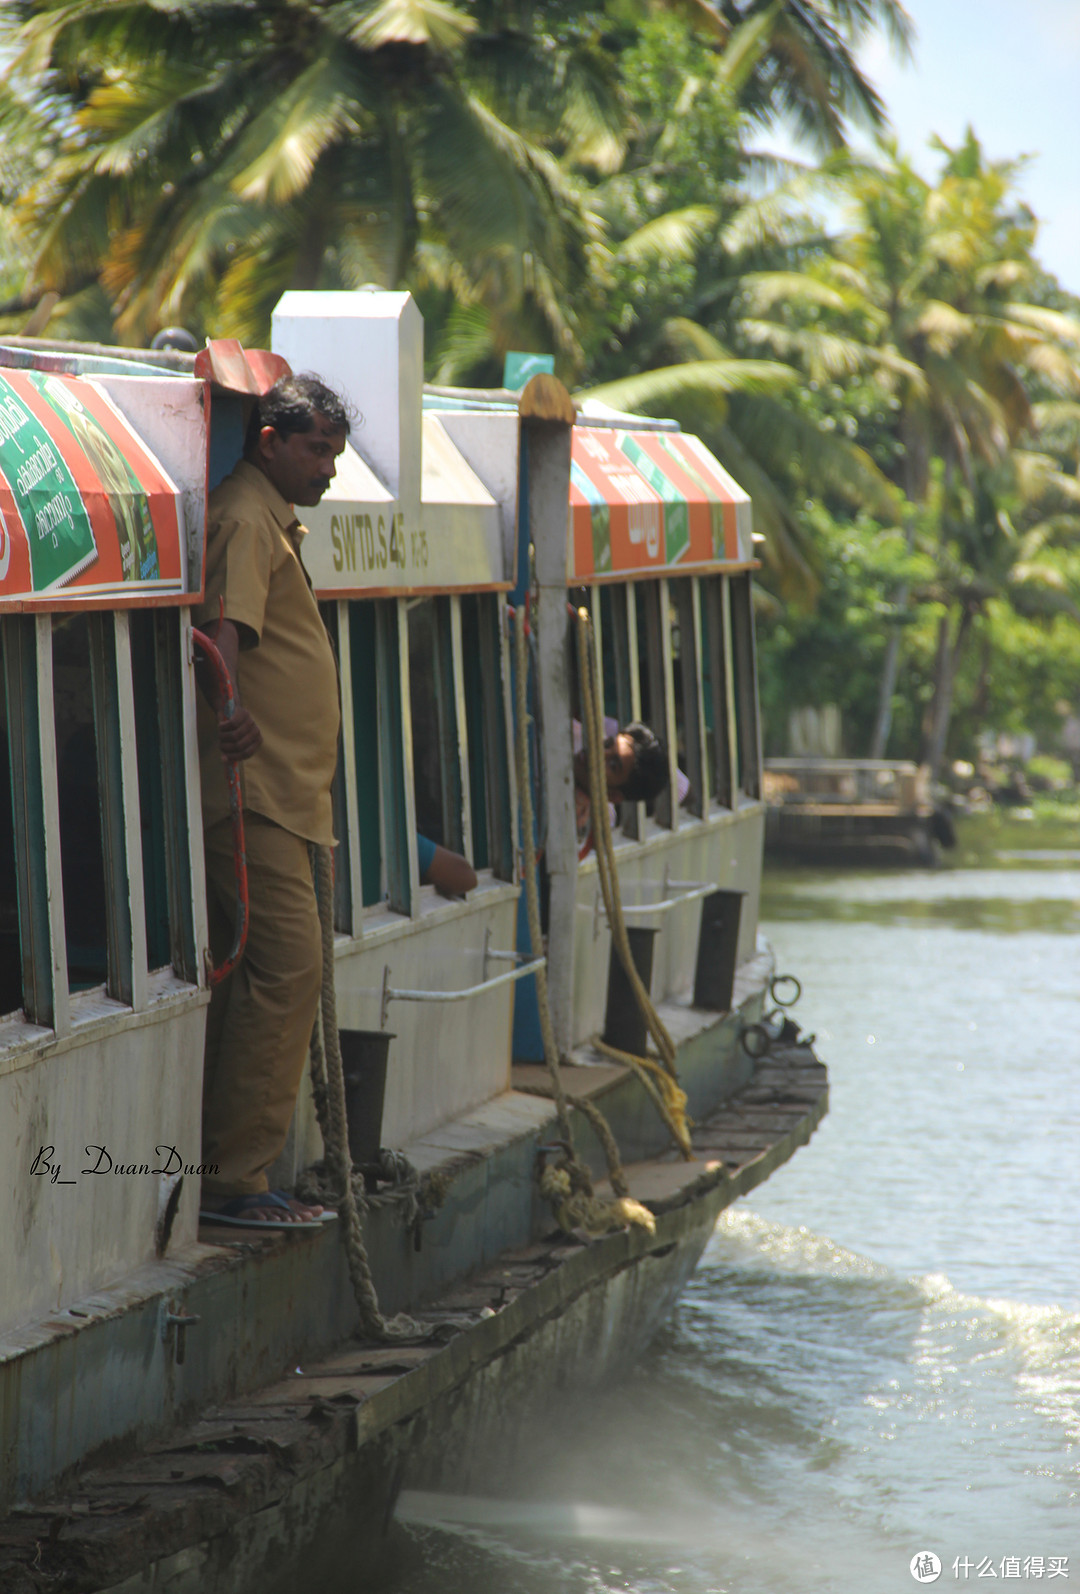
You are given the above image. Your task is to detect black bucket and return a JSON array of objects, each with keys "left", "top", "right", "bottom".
[
  {"left": 693, "top": 890, "right": 745, "bottom": 1012},
  {"left": 339, "top": 1029, "right": 394, "bottom": 1181},
  {"left": 602, "top": 926, "right": 659, "bottom": 1057}
]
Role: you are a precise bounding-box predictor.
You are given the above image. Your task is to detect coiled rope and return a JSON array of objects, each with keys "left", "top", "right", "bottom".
[
  {"left": 511, "top": 607, "right": 655, "bottom": 1237},
  {"left": 573, "top": 607, "right": 693, "bottom": 1159}
]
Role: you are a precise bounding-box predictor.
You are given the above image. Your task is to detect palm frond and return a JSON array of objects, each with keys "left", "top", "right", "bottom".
[
  {"left": 738, "top": 269, "right": 851, "bottom": 314},
  {"left": 660, "top": 317, "right": 732, "bottom": 361},
  {"left": 431, "top": 301, "right": 494, "bottom": 384},
  {"left": 617, "top": 206, "right": 718, "bottom": 266},
  {"left": 578, "top": 356, "right": 796, "bottom": 413},
  {"left": 332, "top": 0, "right": 475, "bottom": 50}
]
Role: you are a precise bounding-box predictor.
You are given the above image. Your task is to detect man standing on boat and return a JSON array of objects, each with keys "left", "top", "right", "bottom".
[{"left": 194, "top": 374, "right": 349, "bottom": 1229}]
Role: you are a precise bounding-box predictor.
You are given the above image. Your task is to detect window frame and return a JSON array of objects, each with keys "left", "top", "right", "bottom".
[
  {"left": 0, "top": 607, "right": 203, "bottom": 1041},
  {"left": 344, "top": 587, "right": 514, "bottom": 928}
]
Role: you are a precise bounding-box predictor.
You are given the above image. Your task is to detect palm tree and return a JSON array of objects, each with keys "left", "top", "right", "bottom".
[
  {"left": 1, "top": 0, "right": 607, "bottom": 347},
  {"left": 918, "top": 448, "right": 1080, "bottom": 777},
  {"left": 566, "top": 11, "right": 905, "bottom": 604},
  {"left": 709, "top": 0, "right": 914, "bottom": 150},
  {"left": 1, "top": 0, "right": 916, "bottom": 352},
  {"left": 739, "top": 134, "right": 1080, "bottom": 754}
]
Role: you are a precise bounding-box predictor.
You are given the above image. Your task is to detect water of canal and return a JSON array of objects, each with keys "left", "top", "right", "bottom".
[{"left": 383, "top": 814, "right": 1079, "bottom": 1594}]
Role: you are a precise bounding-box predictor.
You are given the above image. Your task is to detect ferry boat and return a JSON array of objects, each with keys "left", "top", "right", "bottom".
[{"left": 0, "top": 292, "right": 827, "bottom": 1592}]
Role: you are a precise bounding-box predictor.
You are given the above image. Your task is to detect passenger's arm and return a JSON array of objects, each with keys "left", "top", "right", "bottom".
[{"left": 421, "top": 845, "right": 478, "bottom": 897}]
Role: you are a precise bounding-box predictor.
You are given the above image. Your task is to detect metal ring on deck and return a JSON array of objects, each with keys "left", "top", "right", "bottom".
[
  {"left": 769, "top": 973, "right": 802, "bottom": 1008},
  {"left": 740, "top": 1023, "right": 773, "bottom": 1060}
]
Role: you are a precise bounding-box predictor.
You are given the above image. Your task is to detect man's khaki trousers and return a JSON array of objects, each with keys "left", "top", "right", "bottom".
[{"left": 201, "top": 813, "right": 322, "bottom": 1197}]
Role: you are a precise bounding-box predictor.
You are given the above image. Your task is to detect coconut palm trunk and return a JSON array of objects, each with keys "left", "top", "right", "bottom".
[{"left": 923, "top": 607, "right": 974, "bottom": 780}]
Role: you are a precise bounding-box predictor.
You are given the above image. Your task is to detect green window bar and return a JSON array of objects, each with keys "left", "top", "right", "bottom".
[
  {"left": 2, "top": 616, "right": 65, "bottom": 1030},
  {"left": 154, "top": 610, "right": 198, "bottom": 984},
  {"left": 378, "top": 600, "right": 414, "bottom": 916},
  {"left": 87, "top": 611, "right": 144, "bottom": 1008},
  {"left": 349, "top": 601, "right": 383, "bottom": 909},
  {"left": 670, "top": 578, "right": 705, "bottom": 818},
  {"left": 699, "top": 577, "right": 734, "bottom": 810},
  {"left": 459, "top": 594, "right": 513, "bottom": 880},
  {"left": 730, "top": 573, "right": 763, "bottom": 799},
  {"left": 319, "top": 601, "right": 353, "bottom": 934}
]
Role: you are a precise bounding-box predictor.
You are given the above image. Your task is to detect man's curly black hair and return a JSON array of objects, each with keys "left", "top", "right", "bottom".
[{"left": 244, "top": 373, "right": 354, "bottom": 454}]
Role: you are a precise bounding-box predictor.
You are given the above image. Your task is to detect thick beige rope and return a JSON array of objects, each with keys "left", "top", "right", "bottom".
[
  {"left": 512, "top": 609, "right": 654, "bottom": 1233},
  {"left": 574, "top": 608, "right": 693, "bottom": 1159}
]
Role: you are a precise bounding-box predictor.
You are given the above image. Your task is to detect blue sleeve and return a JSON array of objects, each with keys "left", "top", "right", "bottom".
[{"left": 416, "top": 833, "right": 437, "bottom": 881}]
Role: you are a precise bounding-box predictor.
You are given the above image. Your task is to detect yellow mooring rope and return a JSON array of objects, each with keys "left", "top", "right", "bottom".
[
  {"left": 573, "top": 607, "right": 693, "bottom": 1159},
  {"left": 512, "top": 608, "right": 655, "bottom": 1237}
]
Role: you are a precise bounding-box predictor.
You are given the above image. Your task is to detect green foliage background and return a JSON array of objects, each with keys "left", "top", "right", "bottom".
[{"left": 2, "top": 0, "right": 1079, "bottom": 773}]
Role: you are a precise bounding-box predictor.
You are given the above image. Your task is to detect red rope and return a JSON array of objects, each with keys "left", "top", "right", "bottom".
[{"left": 191, "top": 624, "right": 249, "bottom": 987}]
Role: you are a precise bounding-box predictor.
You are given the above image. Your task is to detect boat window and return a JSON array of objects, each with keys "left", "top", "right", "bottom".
[
  {"left": 407, "top": 596, "right": 465, "bottom": 859},
  {"left": 129, "top": 611, "right": 174, "bottom": 970},
  {"left": 595, "top": 585, "right": 640, "bottom": 837},
  {"left": 670, "top": 578, "right": 704, "bottom": 817},
  {"left": 52, "top": 615, "right": 110, "bottom": 992},
  {"left": 460, "top": 593, "right": 513, "bottom": 880},
  {"left": 348, "top": 600, "right": 384, "bottom": 909},
  {"left": 319, "top": 602, "right": 353, "bottom": 932},
  {"left": 377, "top": 601, "right": 412, "bottom": 914},
  {"left": 699, "top": 577, "right": 734, "bottom": 809},
  {"left": 634, "top": 581, "right": 672, "bottom": 826},
  {"left": 0, "top": 639, "right": 20, "bottom": 1017},
  {"left": 598, "top": 586, "right": 634, "bottom": 726},
  {"left": 730, "top": 573, "right": 762, "bottom": 799}
]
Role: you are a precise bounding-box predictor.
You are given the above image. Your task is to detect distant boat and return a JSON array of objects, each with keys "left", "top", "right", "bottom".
[{"left": 764, "top": 757, "right": 955, "bottom": 865}]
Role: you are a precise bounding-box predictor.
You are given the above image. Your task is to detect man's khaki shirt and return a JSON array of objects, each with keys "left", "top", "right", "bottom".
[{"left": 195, "top": 460, "right": 340, "bottom": 845}]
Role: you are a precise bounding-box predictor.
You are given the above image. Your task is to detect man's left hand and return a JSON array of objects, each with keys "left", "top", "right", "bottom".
[{"left": 219, "top": 706, "right": 262, "bottom": 761}]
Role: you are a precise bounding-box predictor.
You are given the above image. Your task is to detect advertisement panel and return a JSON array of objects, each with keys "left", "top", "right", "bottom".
[
  {"left": 0, "top": 371, "right": 186, "bottom": 608},
  {"left": 568, "top": 426, "right": 753, "bottom": 581}
]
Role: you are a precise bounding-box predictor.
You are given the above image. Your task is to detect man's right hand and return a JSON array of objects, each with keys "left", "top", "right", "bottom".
[{"left": 219, "top": 706, "right": 262, "bottom": 762}]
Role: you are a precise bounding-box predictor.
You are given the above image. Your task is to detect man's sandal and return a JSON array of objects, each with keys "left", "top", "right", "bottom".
[
  {"left": 271, "top": 1188, "right": 338, "bottom": 1223},
  {"left": 199, "top": 1191, "right": 325, "bottom": 1229}
]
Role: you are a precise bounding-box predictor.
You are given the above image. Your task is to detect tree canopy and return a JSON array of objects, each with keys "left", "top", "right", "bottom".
[{"left": 2, "top": 0, "right": 1080, "bottom": 774}]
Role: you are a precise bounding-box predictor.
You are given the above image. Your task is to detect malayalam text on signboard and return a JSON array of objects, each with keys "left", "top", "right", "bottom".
[{"left": 0, "top": 371, "right": 186, "bottom": 607}]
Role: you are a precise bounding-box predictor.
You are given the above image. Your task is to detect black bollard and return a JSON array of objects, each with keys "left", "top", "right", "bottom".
[
  {"left": 693, "top": 890, "right": 745, "bottom": 1012},
  {"left": 603, "top": 926, "right": 659, "bottom": 1057},
  {"left": 339, "top": 1029, "right": 394, "bottom": 1185}
]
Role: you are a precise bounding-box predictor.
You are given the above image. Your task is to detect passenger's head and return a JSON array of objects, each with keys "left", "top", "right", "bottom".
[
  {"left": 245, "top": 374, "right": 352, "bottom": 507},
  {"left": 615, "top": 721, "right": 668, "bottom": 803},
  {"left": 573, "top": 720, "right": 669, "bottom": 804}
]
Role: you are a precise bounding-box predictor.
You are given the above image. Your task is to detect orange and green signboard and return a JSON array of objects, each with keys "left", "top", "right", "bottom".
[
  {"left": 568, "top": 427, "right": 753, "bottom": 582},
  {"left": 0, "top": 371, "right": 186, "bottom": 607}
]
